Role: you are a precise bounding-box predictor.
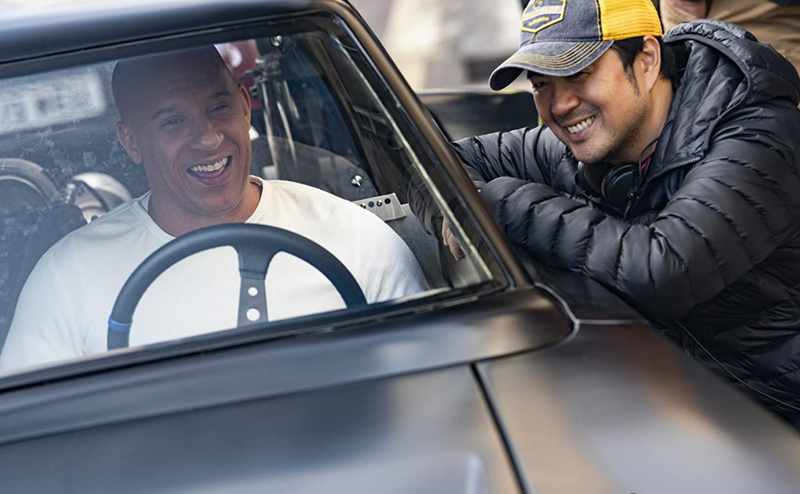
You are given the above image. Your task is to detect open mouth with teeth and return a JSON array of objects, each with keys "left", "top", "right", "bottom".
[
  {"left": 565, "top": 116, "right": 596, "bottom": 135},
  {"left": 188, "top": 156, "right": 231, "bottom": 179}
]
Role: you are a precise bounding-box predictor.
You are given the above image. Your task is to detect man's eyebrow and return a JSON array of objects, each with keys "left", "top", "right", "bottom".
[
  {"left": 150, "top": 106, "right": 179, "bottom": 121},
  {"left": 147, "top": 91, "right": 232, "bottom": 120},
  {"left": 210, "top": 90, "right": 232, "bottom": 99}
]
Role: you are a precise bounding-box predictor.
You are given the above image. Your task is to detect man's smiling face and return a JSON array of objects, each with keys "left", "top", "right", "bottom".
[
  {"left": 115, "top": 48, "right": 256, "bottom": 234},
  {"left": 529, "top": 48, "right": 649, "bottom": 165}
]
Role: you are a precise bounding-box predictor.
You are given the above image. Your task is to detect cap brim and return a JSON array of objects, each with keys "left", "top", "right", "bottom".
[{"left": 489, "top": 40, "right": 614, "bottom": 90}]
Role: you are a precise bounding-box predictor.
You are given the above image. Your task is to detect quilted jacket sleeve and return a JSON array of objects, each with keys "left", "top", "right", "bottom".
[
  {"left": 451, "top": 126, "right": 567, "bottom": 187},
  {"left": 408, "top": 126, "right": 565, "bottom": 237},
  {"left": 469, "top": 117, "right": 800, "bottom": 321}
]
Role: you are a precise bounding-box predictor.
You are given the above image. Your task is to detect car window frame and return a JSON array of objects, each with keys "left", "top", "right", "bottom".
[{"left": 0, "top": 9, "right": 528, "bottom": 390}]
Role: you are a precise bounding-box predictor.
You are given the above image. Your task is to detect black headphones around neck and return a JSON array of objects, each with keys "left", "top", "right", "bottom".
[
  {"left": 575, "top": 137, "right": 660, "bottom": 211},
  {"left": 576, "top": 161, "right": 638, "bottom": 211}
]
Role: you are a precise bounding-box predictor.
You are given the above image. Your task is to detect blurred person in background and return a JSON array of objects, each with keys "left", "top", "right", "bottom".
[{"left": 661, "top": 0, "right": 800, "bottom": 76}]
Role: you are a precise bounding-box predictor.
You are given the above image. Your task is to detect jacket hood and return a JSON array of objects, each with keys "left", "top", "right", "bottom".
[{"left": 654, "top": 20, "right": 800, "bottom": 171}]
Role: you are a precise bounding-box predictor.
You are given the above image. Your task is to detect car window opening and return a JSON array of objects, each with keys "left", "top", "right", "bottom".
[{"left": 0, "top": 17, "right": 496, "bottom": 377}]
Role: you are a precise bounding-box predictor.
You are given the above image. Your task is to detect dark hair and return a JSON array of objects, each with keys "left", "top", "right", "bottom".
[{"left": 610, "top": 37, "right": 679, "bottom": 90}]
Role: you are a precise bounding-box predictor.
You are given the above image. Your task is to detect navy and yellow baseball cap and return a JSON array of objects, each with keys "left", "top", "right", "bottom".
[{"left": 490, "top": 0, "right": 663, "bottom": 90}]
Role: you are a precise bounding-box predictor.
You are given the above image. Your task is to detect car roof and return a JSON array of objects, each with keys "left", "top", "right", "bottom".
[{"left": 0, "top": 0, "right": 350, "bottom": 66}]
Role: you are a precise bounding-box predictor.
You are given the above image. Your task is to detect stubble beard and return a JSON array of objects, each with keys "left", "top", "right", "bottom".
[{"left": 571, "top": 91, "right": 649, "bottom": 166}]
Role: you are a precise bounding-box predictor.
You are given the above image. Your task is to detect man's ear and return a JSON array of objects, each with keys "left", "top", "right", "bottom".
[
  {"left": 639, "top": 35, "right": 662, "bottom": 92},
  {"left": 238, "top": 83, "right": 251, "bottom": 122},
  {"left": 116, "top": 121, "right": 142, "bottom": 165}
]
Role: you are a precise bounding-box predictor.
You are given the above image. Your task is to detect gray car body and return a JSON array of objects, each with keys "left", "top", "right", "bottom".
[{"left": 0, "top": 1, "right": 798, "bottom": 493}]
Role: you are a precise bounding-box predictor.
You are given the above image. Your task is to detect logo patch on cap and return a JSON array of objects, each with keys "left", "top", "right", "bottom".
[{"left": 521, "top": 0, "right": 566, "bottom": 34}]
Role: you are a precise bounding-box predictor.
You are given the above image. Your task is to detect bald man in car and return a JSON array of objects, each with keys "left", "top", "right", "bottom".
[{"left": 0, "top": 46, "right": 426, "bottom": 371}]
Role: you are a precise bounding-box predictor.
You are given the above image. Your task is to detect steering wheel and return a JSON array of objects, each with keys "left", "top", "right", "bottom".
[{"left": 107, "top": 223, "right": 366, "bottom": 350}]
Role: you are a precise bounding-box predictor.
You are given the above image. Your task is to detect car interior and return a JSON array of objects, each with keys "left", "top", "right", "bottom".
[{"left": 0, "top": 19, "right": 498, "bottom": 361}]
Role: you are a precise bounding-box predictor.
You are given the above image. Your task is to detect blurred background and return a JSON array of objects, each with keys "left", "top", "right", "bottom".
[
  {"left": 0, "top": 0, "right": 524, "bottom": 91},
  {"left": 350, "top": 0, "right": 524, "bottom": 90}
]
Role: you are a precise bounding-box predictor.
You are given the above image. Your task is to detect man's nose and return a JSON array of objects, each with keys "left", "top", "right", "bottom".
[
  {"left": 191, "top": 118, "right": 224, "bottom": 151},
  {"left": 550, "top": 83, "right": 580, "bottom": 120}
]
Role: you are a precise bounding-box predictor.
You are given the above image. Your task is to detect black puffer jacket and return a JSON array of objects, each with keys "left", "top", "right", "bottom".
[{"left": 453, "top": 21, "right": 800, "bottom": 425}]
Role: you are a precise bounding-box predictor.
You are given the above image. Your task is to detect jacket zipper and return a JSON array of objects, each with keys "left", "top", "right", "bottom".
[{"left": 623, "top": 156, "right": 702, "bottom": 220}]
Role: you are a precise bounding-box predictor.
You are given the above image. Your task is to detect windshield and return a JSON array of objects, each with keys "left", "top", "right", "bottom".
[{"left": 0, "top": 14, "right": 497, "bottom": 376}]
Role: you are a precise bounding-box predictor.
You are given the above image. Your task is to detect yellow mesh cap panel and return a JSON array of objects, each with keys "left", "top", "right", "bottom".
[{"left": 598, "top": 0, "right": 663, "bottom": 40}]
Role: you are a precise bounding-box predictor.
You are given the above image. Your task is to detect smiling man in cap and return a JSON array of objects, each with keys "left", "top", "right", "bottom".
[{"left": 441, "top": 0, "right": 800, "bottom": 427}]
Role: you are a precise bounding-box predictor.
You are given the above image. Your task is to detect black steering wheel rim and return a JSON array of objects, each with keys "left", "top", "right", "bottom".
[{"left": 107, "top": 223, "right": 366, "bottom": 350}]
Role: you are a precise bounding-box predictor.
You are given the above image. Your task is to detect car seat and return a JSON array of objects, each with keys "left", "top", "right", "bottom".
[{"left": 0, "top": 160, "right": 87, "bottom": 351}]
